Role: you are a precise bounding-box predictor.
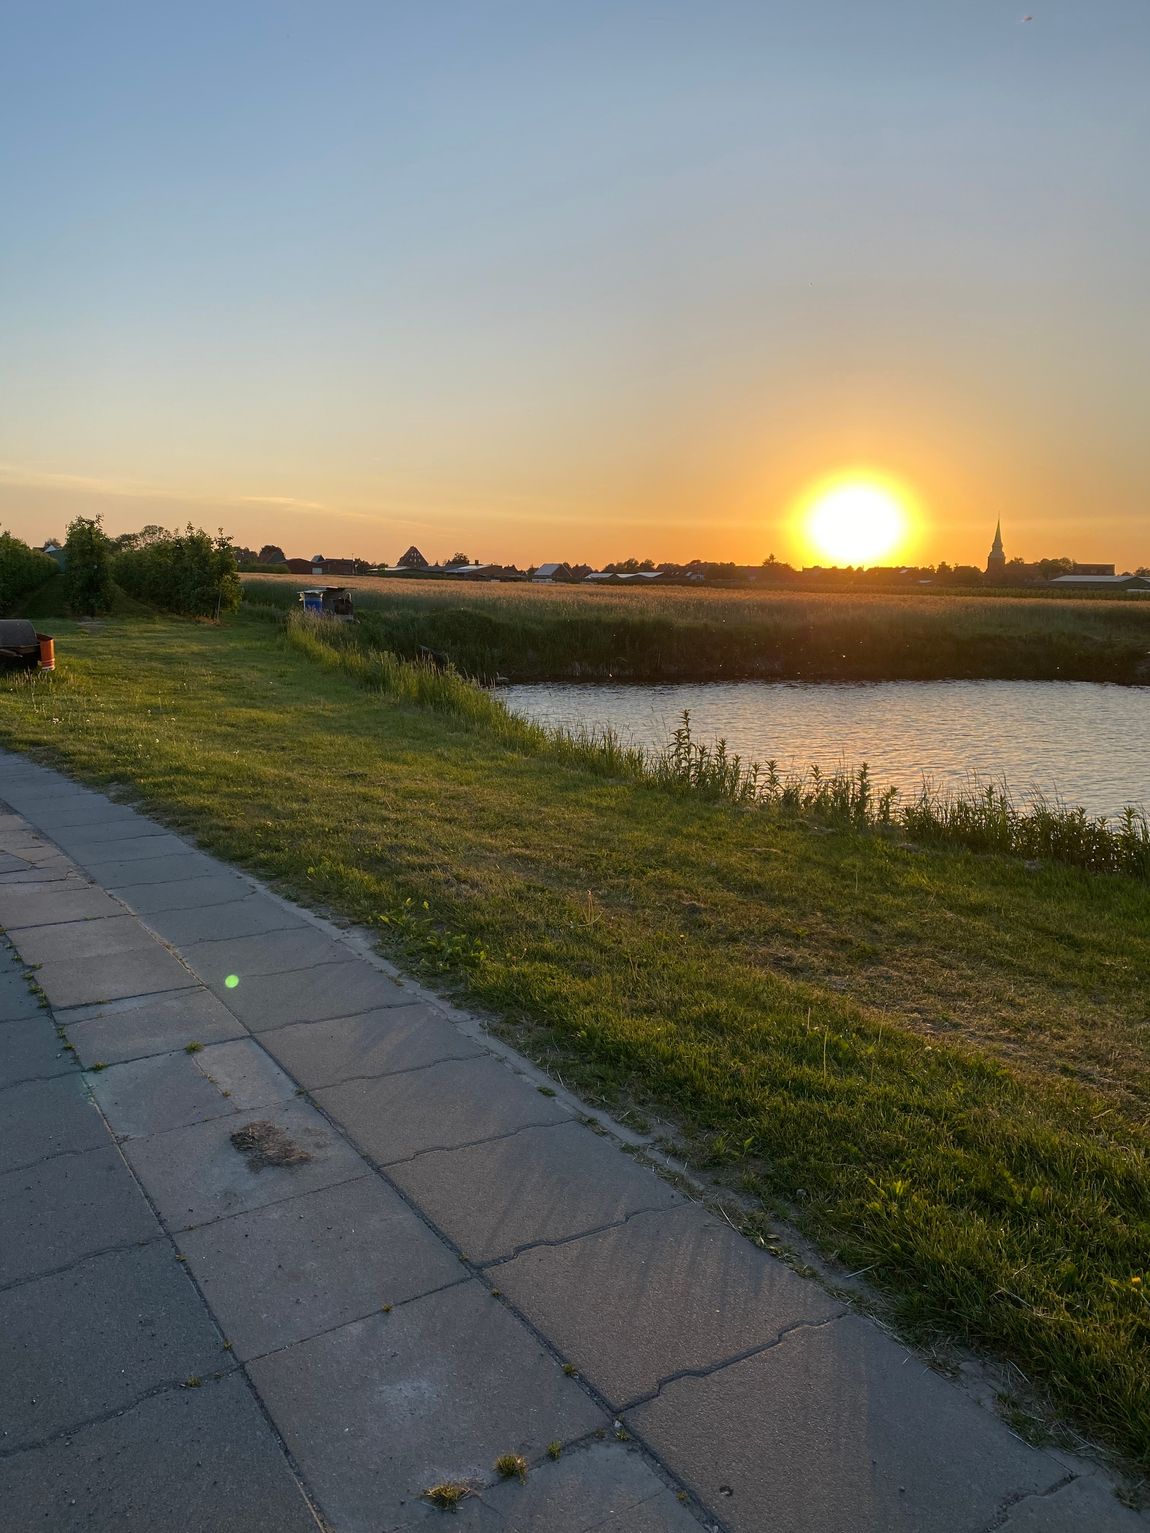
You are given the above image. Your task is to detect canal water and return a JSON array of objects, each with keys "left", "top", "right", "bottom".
[{"left": 502, "top": 679, "right": 1150, "bottom": 819}]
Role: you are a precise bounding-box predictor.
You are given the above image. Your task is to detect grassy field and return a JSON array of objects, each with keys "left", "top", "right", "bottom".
[
  {"left": 2, "top": 611, "right": 1149, "bottom": 1474},
  {"left": 242, "top": 572, "right": 1150, "bottom": 684}
]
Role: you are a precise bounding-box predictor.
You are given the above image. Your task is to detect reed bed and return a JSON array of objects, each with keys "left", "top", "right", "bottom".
[{"left": 247, "top": 574, "right": 1150, "bottom": 684}]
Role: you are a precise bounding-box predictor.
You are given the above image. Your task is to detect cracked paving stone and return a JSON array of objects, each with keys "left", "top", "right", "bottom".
[
  {"left": 628, "top": 1313, "right": 1067, "bottom": 1533},
  {"left": 182, "top": 926, "right": 357, "bottom": 993},
  {"left": 141, "top": 893, "right": 310, "bottom": 945},
  {"left": 6, "top": 913, "right": 160, "bottom": 966},
  {"left": 87, "top": 1039, "right": 294, "bottom": 1140},
  {"left": 34, "top": 944, "right": 195, "bottom": 1009},
  {"left": 180, "top": 1175, "right": 463, "bottom": 1359},
  {"left": 0, "top": 1074, "right": 107, "bottom": 1175},
  {"left": 0, "top": 884, "right": 124, "bottom": 930},
  {"left": 60, "top": 985, "right": 245, "bottom": 1067},
  {"left": 389, "top": 1119, "right": 684, "bottom": 1264},
  {"left": 494, "top": 1204, "right": 844, "bottom": 1407},
  {"left": 217, "top": 959, "right": 410, "bottom": 1031},
  {"left": 996, "top": 1477, "right": 1150, "bottom": 1530},
  {"left": 316, "top": 1055, "right": 573, "bottom": 1166},
  {"left": 393, "top": 1442, "right": 703, "bottom": 1531},
  {"left": 0, "top": 1144, "right": 160, "bottom": 1287},
  {"left": 248, "top": 1281, "right": 605, "bottom": 1532},
  {"left": 0, "top": 1014, "right": 77, "bottom": 1088},
  {"left": 112, "top": 872, "right": 254, "bottom": 913},
  {"left": 121, "top": 1096, "right": 367, "bottom": 1231},
  {"left": 260, "top": 1003, "right": 485, "bottom": 1089},
  {"left": 0, "top": 1371, "right": 321, "bottom": 1531},
  {"left": 0, "top": 1243, "right": 225, "bottom": 1448}
]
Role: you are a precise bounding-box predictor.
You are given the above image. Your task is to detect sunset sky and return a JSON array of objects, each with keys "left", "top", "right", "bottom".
[{"left": 1, "top": 2, "right": 1147, "bottom": 569}]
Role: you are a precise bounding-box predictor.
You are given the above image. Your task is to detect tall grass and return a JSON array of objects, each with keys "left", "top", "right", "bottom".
[
  {"left": 248, "top": 572, "right": 1150, "bottom": 684},
  {"left": 288, "top": 613, "right": 1150, "bottom": 878}
]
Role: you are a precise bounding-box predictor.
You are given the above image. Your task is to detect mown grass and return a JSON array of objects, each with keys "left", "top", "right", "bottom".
[
  {"left": 243, "top": 571, "right": 1150, "bottom": 684},
  {"left": 1, "top": 613, "right": 1149, "bottom": 1471}
]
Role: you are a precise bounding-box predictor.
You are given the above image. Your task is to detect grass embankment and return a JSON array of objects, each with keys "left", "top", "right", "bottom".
[
  {"left": 2, "top": 614, "right": 1149, "bottom": 1472},
  {"left": 243, "top": 572, "right": 1150, "bottom": 684},
  {"left": 17, "top": 572, "right": 157, "bottom": 622}
]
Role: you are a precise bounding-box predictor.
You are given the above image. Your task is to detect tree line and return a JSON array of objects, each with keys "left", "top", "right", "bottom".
[{"left": 0, "top": 518, "right": 242, "bottom": 618}]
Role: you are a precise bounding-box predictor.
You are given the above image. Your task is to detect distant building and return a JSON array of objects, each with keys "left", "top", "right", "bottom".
[
  {"left": 532, "top": 562, "right": 573, "bottom": 582},
  {"left": 397, "top": 546, "right": 429, "bottom": 569},
  {"left": 1070, "top": 562, "right": 1116, "bottom": 577},
  {"left": 1049, "top": 574, "right": 1150, "bottom": 593},
  {"left": 41, "top": 541, "right": 66, "bottom": 569},
  {"left": 986, "top": 520, "right": 1007, "bottom": 580}
]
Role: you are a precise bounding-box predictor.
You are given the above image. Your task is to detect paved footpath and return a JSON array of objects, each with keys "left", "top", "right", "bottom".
[{"left": 0, "top": 748, "right": 1143, "bottom": 1533}]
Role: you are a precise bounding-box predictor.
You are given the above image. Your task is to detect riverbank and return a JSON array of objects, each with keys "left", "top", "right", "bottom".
[
  {"left": 2, "top": 612, "right": 1149, "bottom": 1474},
  {"left": 243, "top": 573, "right": 1150, "bottom": 684}
]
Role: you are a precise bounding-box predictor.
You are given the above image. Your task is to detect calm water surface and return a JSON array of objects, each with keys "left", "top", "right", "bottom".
[{"left": 503, "top": 679, "right": 1150, "bottom": 819}]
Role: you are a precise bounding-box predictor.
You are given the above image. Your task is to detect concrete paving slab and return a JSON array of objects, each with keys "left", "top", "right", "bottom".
[
  {"left": 2, "top": 784, "right": 100, "bottom": 807},
  {"left": 0, "top": 1013, "right": 76, "bottom": 1087},
  {"left": 123, "top": 1096, "right": 368, "bottom": 1230},
  {"left": 115, "top": 871, "right": 255, "bottom": 912},
  {"left": 0, "top": 1143, "right": 160, "bottom": 1286},
  {"left": 628, "top": 1313, "right": 1065, "bottom": 1533},
  {"left": 18, "top": 801, "right": 144, "bottom": 829},
  {"left": 0, "top": 1073, "right": 107, "bottom": 1174},
  {"left": 0, "top": 838, "right": 69, "bottom": 863},
  {"left": 191, "top": 1037, "right": 297, "bottom": 1109},
  {"left": 7, "top": 912, "right": 159, "bottom": 965},
  {"left": 403, "top": 1444, "right": 702, "bottom": 1532},
  {"left": 318, "top": 1056, "right": 574, "bottom": 1166},
  {"left": 249, "top": 1282, "right": 606, "bottom": 1532},
  {"left": 0, "top": 851, "right": 33, "bottom": 873},
  {"left": 91, "top": 850, "right": 228, "bottom": 887},
  {"left": 0, "top": 973, "right": 44, "bottom": 1021},
  {"left": 0, "top": 883, "right": 123, "bottom": 927},
  {"left": 261, "top": 1003, "right": 485, "bottom": 1089},
  {"left": 221, "top": 958, "right": 410, "bottom": 1031},
  {"left": 183, "top": 926, "right": 356, "bottom": 990},
  {"left": 0, "top": 862, "right": 79, "bottom": 884},
  {"left": 70, "top": 831, "right": 195, "bottom": 867},
  {"left": 60, "top": 986, "right": 245, "bottom": 1066},
  {"left": 0, "top": 1373, "right": 321, "bottom": 1532},
  {"left": 87, "top": 1050, "right": 240, "bottom": 1139},
  {"left": 391, "top": 1121, "right": 684, "bottom": 1264},
  {"left": 0, "top": 1243, "right": 227, "bottom": 1448},
  {"left": 49, "top": 814, "right": 171, "bottom": 847},
  {"left": 35, "top": 943, "right": 194, "bottom": 1008},
  {"left": 496, "top": 1205, "right": 845, "bottom": 1407},
  {"left": 998, "top": 1476, "right": 1150, "bottom": 1530},
  {"left": 181, "top": 1175, "right": 463, "bottom": 1359},
  {"left": 142, "top": 892, "right": 309, "bottom": 945}
]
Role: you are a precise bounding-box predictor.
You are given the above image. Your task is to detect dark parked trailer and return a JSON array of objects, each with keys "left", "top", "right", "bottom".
[{"left": 0, "top": 620, "right": 54, "bottom": 671}]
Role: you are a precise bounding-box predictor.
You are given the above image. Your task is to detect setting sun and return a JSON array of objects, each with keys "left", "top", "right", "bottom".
[{"left": 797, "top": 475, "right": 916, "bottom": 567}]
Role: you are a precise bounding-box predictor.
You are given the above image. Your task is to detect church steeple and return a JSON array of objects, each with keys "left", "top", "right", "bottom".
[{"left": 987, "top": 519, "right": 1006, "bottom": 577}]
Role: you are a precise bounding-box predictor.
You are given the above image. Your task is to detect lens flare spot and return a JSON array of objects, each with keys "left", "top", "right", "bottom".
[{"left": 225, "top": 974, "right": 240, "bottom": 990}]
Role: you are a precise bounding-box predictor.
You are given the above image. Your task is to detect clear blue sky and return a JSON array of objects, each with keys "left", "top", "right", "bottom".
[{"left": 1, "top": 1, "right": 1147, "bottom": 566}]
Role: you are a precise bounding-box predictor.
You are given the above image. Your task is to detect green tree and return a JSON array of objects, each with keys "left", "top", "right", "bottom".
[{"left": 64, "top": 516, "right": 113, "bottom": 615}]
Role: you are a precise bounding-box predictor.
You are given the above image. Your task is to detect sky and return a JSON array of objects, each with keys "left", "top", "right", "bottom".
[{"left": 1, "top": 1, "right": 1147, "bottom": 569}]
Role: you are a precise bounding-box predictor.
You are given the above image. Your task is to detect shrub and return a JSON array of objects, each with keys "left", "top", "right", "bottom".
[
  {"left": 114, "top": 525, "right": 241, "bottom": 617},
  {"left": 0, "top": 532, "right": 55, "bottom": 616}
]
